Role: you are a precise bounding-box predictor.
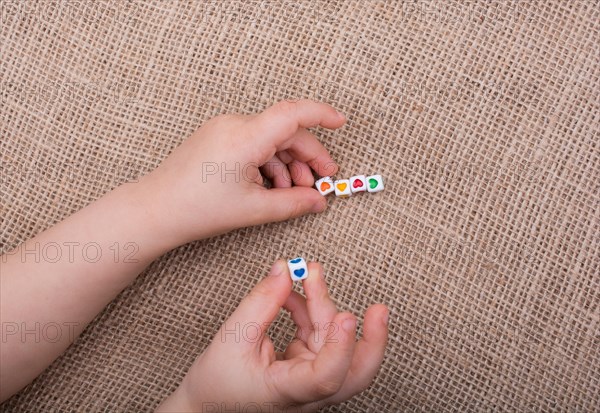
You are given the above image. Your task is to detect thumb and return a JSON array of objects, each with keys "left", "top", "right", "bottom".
[
  {"left": 252, "top": 187, "right": 327, "bottom": 224},
  {"left": 220, "top": 260, "right": 292, "bottom": 349}
]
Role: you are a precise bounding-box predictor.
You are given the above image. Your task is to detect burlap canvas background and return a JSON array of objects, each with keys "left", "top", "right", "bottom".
[{"left": 1, "top": 1, "right": 598, "bottom": 411}]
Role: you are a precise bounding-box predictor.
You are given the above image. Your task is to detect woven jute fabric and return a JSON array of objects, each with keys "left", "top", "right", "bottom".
[{"left": 1, "top": 1, "right": 598, "bottom": 411}]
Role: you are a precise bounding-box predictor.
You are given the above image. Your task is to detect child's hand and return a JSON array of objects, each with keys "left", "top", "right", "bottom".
[
  {"left": 144, "top": 100, "right": 345, "bottom": 244},
  {"left": 156, "top": 261, "right": 389, "bottom": 412}
]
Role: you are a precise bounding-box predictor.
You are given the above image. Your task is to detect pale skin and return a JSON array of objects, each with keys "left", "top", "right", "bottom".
[{"left": 0, "top": 100, "right": 389, "bottom": 411}]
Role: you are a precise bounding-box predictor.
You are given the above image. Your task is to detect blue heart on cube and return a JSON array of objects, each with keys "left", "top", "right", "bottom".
[{"left": 288, "top": 257, "right": 307, "bottom": 281}]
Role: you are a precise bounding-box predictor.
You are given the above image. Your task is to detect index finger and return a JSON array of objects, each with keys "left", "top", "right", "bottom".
[
  {"left": 222, "top": 261, "right": 292, "bottom": 349},
  {"left": 251, "top": 100, "right": 346, "bottom": 146},
  {"left": 285, "top": 128, "right": 339, "bottom": 178}
]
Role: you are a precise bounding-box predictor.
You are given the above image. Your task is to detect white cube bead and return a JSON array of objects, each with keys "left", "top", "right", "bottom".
[
  {"left": 287, "top": 257, "right": 308, "bottom": 281},
  {"left": 334, "top": 179, "right": 352, "bottom": 198},
  {"left": 366, "top": 175, "right": 384, "bottom": 193},
  {"left": 350, "top": 175, "right": 367, "bottom": 193},
  {"left": 315, "top": 177, "right": 335, "bottom": 196}
]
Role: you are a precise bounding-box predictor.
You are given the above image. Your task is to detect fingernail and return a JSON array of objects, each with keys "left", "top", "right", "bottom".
[
  {"left": 382, "top": 312, "right": 389, "bottom": 326},
  {"left": 336, "top": 110, "right": 345, "bottom": 120},
  {"left": 342, "top": 318, "right": 356, "bottom": 333},
  {"left": 271, "top": 261, "right": 286, "bottom": 277},
  {"left": 311, "top": 199, "right": 326, "bottom": 213}
]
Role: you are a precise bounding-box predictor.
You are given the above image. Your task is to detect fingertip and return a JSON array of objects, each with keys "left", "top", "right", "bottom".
[
  {"left": 317, "top": 101, "right": 345, "bottom": 129},
  {"left": 363, "top": 304, "right": 390, "bottom": 344},
  {"left": 330, "top": 162, "right": 340, "bottom": 175},
  {"left": 340, "top": 313, "right": 357, "bottom": 335},
  {"left": 302, "top": 187, "right": 328, "bottom": 214},
  {"left": 303, "top": 262, "right": 328, "bottom": 296},
  {"left": 330, "top": 312, "right": 357, "bottom": 352},
  {"left": 270, "top": 259, "right": 289, "bottom": 277},
  {"left": 333, "top": 110, "right": 346, "bottom": 128},
  {"left": 381, "top": 306, "right": 390, "bottom": 327},
  {"left": 306, "top": 261, "right": 324, "bottom": 280},
  {"left": 310, "top": 158, "right": 338, "bottom": 178},
  {"left": 311, "top": 196, "right": 328, "bottom": 213},
  {"left": 262, "top": 259, "right": 292, "bottom": 295},
  {"left": 367, "top": 304, "right": 389, "bottom": 323},
  {"left": 288, "top": 160, "right": 314, "bottom": 187},
  {"left": 299, "top": 187, "right": 328, "bottom": 216}
]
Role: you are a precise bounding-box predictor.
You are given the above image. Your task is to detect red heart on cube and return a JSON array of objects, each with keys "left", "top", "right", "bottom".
[{"left": 353, "top": 179, "right": 364, "bottom": 188}]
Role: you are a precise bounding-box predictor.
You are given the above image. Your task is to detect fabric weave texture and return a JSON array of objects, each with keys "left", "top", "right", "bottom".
[{"left": 1, "top": 1, "right": 598, "bottom": 411}]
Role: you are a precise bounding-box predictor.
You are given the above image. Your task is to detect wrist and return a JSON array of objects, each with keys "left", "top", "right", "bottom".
[
  {"left": 137, "top": 168, "right": 225, "bottom": 245},
  {"left": 110, "top": 174, "right": 187, "bottom": 257}
]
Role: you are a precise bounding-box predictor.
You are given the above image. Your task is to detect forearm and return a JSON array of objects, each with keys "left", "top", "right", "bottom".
[
  {"left": 0, "top": 100, "right": 346, "bottom": 403},
  {"left": 0, "top": 175, "right": 181, "bottom": 401}
]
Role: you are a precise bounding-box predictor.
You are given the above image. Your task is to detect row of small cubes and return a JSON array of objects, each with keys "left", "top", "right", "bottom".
[{"left": 315, "top": 175, "right": 384, "bottom": 198}]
